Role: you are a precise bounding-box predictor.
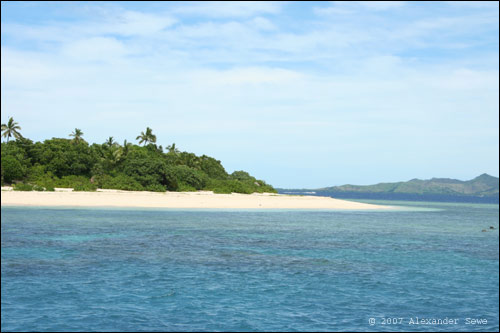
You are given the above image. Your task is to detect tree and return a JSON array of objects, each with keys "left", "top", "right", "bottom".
[
  {"left": 1, "top": 117, "right": 23, "bottom": 142},
  {"left": 122, "top": 139, "right": 132, "bottom": 156},
  {"left": 1, "top": 155, "right": 26, "bottom": 183},
  {"left": 69, "top": 128, "right": 84, "bottom": 144},
  {"left": 167, "top": 143, "right": 180, "bottom": 155},
  {"left": 110, "top": 139, "right": 132, "bottom": 165},
  {"left": 136, "top": 127, "right": 157, "bottom": 146},
  {"left": 200, "top": 155, "right": 228, "bottom": 179},
  {"left": 0, "top": 124, "right": 277, "bottom": 193},
  {"left": 36, "top": 138, "right": 95, "bottom": 177},
  {"left": 105, "top": 136, "right": 116, "bottom": 147}
]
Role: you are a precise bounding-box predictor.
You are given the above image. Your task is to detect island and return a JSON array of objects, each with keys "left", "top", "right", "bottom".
[
  {"left": 1, "top": 118, "right": 392, "bottom": 210},
  {"left": 280, "top": 174, "right": 500, "bottom": 203},
  {"left": 1, "top": 120, "right": 276, "bottom": 194}
]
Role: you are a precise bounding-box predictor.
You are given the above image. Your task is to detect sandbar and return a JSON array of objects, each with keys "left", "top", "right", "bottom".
[{"left": 1, "top": 187, "right": 393, "bottom": 210}]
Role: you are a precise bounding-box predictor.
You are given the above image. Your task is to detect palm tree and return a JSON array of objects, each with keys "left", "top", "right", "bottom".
[
  {"left": 167, "top": 142, "right": 180, "bottom": 155},
  {"left": 136, "top": 127, "right": 156, "bottom": 146},
  {"left": 105, "top": 136, "right": 116, "bottom": 147},
  {"left": 122, "top": 139, "right": 132, "bottom": 156},
  {"left": 69, "top": 128, "right": 84, "bottom": 144},
  {"left": 1, "top": 117, "right": 23, "bottom": 142},
  {"left": 113, "top": 139, "right": 132, "bottom": 164}
]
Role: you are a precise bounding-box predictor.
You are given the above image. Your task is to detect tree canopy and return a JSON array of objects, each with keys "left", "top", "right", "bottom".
[{"left": 1, "top": 124, "right": 276, "bottom": 194}]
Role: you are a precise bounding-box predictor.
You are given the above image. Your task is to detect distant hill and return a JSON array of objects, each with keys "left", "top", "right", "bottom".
[
  {"left": 279, "top": 174, "right": 499, "bottom": 203},
  {"left": 321, "top": 174, "right": 499, "bottom": 196}
]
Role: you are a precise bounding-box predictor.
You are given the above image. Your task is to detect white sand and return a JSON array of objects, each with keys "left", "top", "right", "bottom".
[{"left": 1, "top": 187, "right": 392, "bottom": 210}]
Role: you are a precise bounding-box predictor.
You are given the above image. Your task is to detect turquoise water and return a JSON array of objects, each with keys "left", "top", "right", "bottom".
[{"left": 1, "top": 201, "right": 498, "bottom": 332}]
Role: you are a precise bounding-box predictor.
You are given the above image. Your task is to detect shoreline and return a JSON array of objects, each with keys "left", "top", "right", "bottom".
[{"left": 1, "top": 187, "right": 394, "bottom": 210}]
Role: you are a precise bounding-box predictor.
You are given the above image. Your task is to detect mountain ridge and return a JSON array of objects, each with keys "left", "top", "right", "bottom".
[
  {"left": 278, "top": 174, "right": 499, "bottom": 203},
  {"left": 317, "top": 174, "right": 499, "bottom": 197}
]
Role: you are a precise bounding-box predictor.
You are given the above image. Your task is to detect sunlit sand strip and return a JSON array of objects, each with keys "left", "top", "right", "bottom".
[{"left": 1, "top": 188, "right": 394, "bottom": 210}]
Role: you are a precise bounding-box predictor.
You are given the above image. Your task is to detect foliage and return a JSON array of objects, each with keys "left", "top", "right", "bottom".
[
  {"left": 2, "top": 155, "right": 26, "bottom": 183},
  {"left": 166, "top": 143, "right": 179, "bottom": 154},
  {"left": 199, "top": 155, "right": 228, "bottom": 180},
  {"left": 44, "top": 185, "right": 56, "bottom": 191},
  {"left": 230, "top": 170, "right": 254, "bottom": 181},
  {"left": 1, "top": 141, "right": 31, "bottom": 183},
  {"left": 144, "top": 184, "right": 166, "bottom": 192},
  {"left": 73, "top": 183, "right": 97, "bottom": 191},
  {"left": 13, "top": 183, "right": 34, "bottom": 191},
  {"left": 1, "top": 117, "right": 23, "bottom": 142},
  {"left": 56, "top": 175, "right": 94, "bottom": 188},
  {"left": 136, "top": 127, "right": 156, "bottom": 146},
  {"left": 94, "top": 174, "right": 144, "bottom": 191},
  {"left": 33, "top": 184, "right": 46, "bottom": 191},
  {"left": 167, "top": 165, "right": 207, "bottom": 190},
  {"left": 1, "top": 122, "right": 277, "bottom": 194},
  {"left": 69, "top": 128, "right": 84, "bottom": 144}
]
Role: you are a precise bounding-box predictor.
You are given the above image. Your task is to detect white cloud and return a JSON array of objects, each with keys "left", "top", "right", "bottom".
[
  {"left": 317, "top": 1, "right": 406, "bottom": 14},
  {"left": 191, "top": 67, "right": 303, "bottom": 85},
  {"left": 1, "top": 10, "right": 176, "bottom": 43},
  {"left": 62, "top": 37, "right": 128, "bottom": 62},
  {"left": 251, "top": 17, "right": 276, "bottom": 31},
  {"left": 354, "top": 1, "right": 406, "bottom": 11},
  {"left": 96, "top": 10, "right": 176, "bottom": 36},
  {"left": 172, "top": 1, "right": 283, "bottom": 18},
  {"left": 444, "top": 1, "right": 499, "bottom": 9},
  {"left": 424, "top": 68, "right": 500, "bottom": 91},
  {"left": 313, "top": 6, "right": 354, "bottom": 16}
]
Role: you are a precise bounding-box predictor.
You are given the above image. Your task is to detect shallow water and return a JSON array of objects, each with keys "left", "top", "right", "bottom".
[{"left": 1, "top": 201, "right": 498, "bottom": 331}]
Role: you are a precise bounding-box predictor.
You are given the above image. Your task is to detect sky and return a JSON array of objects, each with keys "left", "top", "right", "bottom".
[{"left": 1, "top": 1, "right": 499, "bottom": 188}]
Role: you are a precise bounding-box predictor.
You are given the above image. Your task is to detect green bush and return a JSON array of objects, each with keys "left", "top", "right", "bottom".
[
  {"left": 177, "top": 183, "right": 197, "bottom": 192},
  {"left": 205, "top": 179, "right": 254, "bottom": 194},
  {"left": 213, "top": 187, "right": 232, "bottom": 194},
  {"left": 33, "top": 179, "right": 57, "bottom": 192},
  {"left": 2, "top": 155, "right": 27, "bottom": 184},
  {"left": 230, "top": 170, "right": 255, "bottom": 181},
  {"left": 27, "top": 164, "right": 46, "bottom": 181},
  {"left": 57, "top": 175, "right": 91, "bottom": 188},
  {"left": 160, "top": 165, "right": 204, "bottom": 191},
  {"left": 96, "top": 174, "right": 144, "bottom": 191},
  {"left": 33, "top": 184, "right": 46, "bottom": 191},
  {"left": 73, "top": 183, "right": 97, "bottom": 191},
  {"left": 145, "top": 184, "right": 166, "bottom": 192},
  {"left": 205, "top": 178, "right": 276, "bottom": 194},
  {"left": 199, "top": 155, "right": 228, "bottom": 179},
  {"left": 13, "top": 183, "right": 34, "bottom": 191},
  {"left": 228, "top": 180, "right": 253, "bottom": 194}
]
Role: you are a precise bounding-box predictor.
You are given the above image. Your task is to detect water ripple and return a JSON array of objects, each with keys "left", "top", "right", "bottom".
[{"left": 2, "top": 203, "right": 498, "bottom": 332}]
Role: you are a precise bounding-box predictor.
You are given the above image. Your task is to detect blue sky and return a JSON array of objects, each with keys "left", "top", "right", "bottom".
[{"left": 1, "top": 1, "right": 499, "bottom": 188}]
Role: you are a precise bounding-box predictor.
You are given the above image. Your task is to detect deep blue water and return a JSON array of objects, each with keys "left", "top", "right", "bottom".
[{"left": 1, "top": 201, "right": 499, "bottom": 332}]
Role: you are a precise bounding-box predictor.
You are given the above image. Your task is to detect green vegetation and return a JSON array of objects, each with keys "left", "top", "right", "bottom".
[
  {"left": 69, "top": 128, "right": 84, "bottom": 144},
  {"left": 1, "top": 121, "right": 276, "bottom": 194},
  {"left": 136, "top": 127, "right": 156, "bottom": 146},
  {"left": 1, "top": 117, "right": 23, "bottom": 142},
  {"left": 13, "top": 183, "right": 34, "bottom": 191}
]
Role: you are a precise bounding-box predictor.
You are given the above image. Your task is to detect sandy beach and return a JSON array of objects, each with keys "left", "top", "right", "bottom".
[{"left": 1, "top": 187, "right": 392, "bottom": 210}]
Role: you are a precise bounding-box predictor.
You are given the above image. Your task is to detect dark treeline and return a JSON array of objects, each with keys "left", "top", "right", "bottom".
[{"left": 1, "top": 120, "right": 276, "bottom": 194}]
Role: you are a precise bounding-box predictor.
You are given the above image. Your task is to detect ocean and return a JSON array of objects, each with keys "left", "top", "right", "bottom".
[
  {"left": 1, "top": 201, "right": 499, "bottom": 332},
  {"left": 277, "top": 190, "right": 500, "bottom": 204}
]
